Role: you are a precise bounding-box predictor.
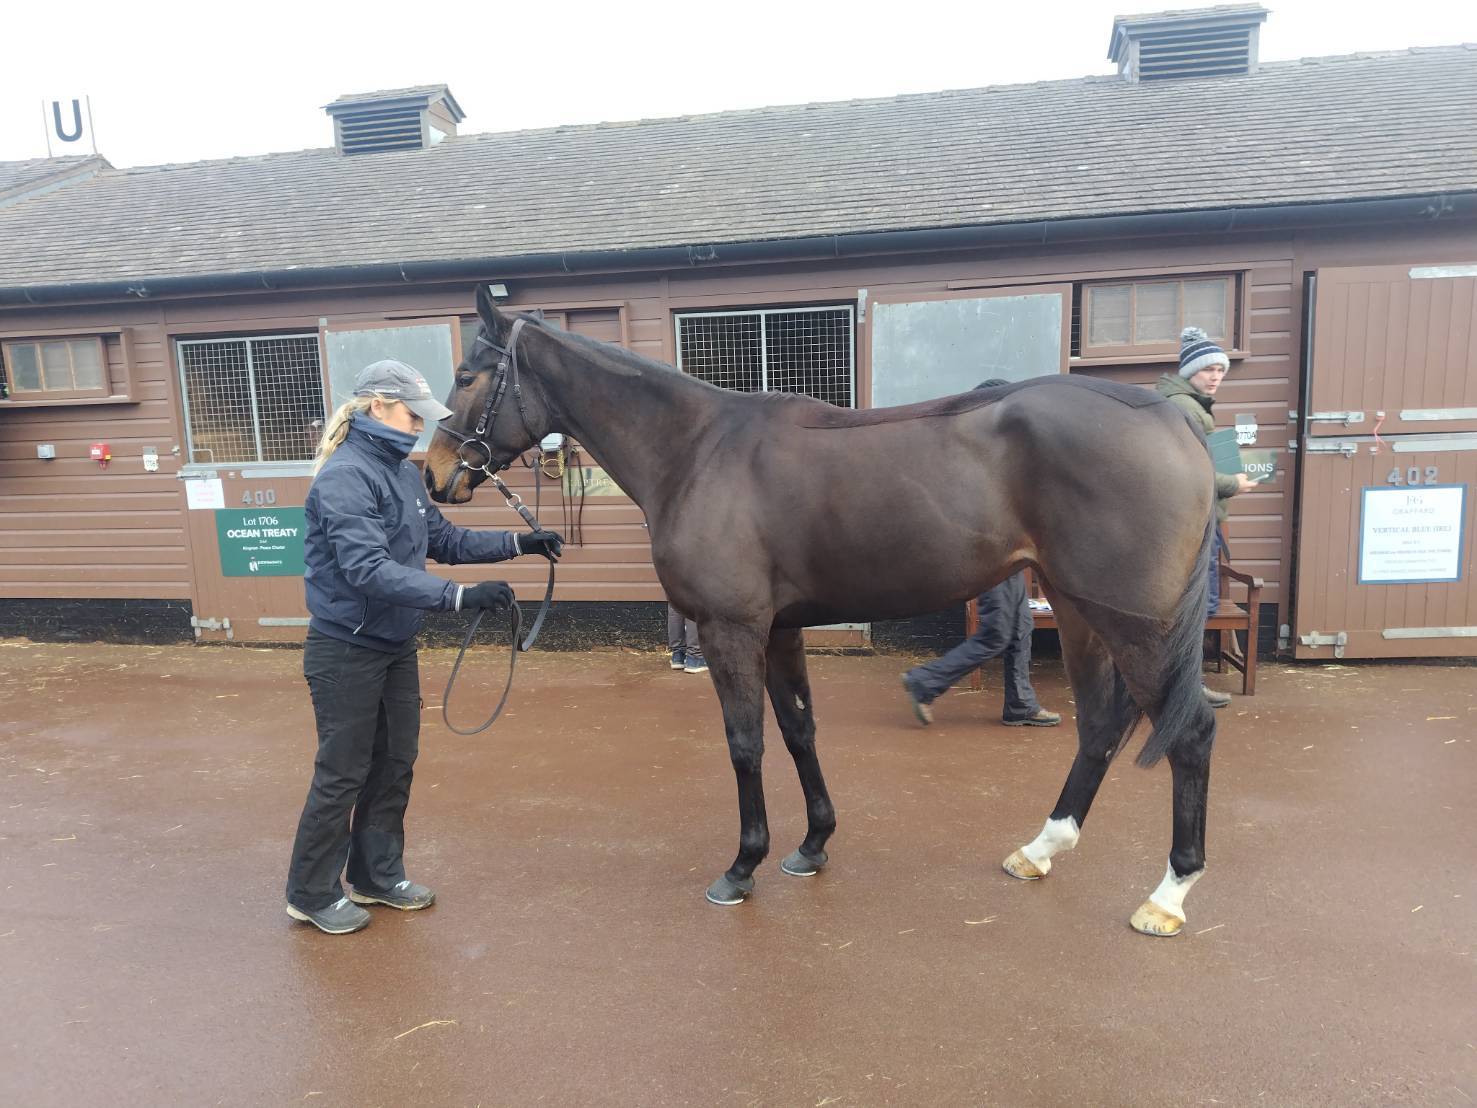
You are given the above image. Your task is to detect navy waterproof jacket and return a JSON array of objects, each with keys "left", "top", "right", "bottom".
[{"left": 304, "top": 414, "right": 518, "bottom": 652}]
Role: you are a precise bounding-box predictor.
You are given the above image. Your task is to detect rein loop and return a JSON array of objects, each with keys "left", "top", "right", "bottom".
[{"left": 435, "top": 316, "right": 558, "bottom": 733}]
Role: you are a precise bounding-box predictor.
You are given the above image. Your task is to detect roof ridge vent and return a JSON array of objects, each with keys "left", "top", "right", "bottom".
[
  {"left": 1109, "top": 4, "right": 1269, "bottom": 82},
  {"left": 324, "top": 85, "right": 465, "bottom": 155}
]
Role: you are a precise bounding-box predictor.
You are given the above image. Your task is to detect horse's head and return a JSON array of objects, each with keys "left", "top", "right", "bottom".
[{"left": 425, "top": 284, "right": 556, "bottom": 504}]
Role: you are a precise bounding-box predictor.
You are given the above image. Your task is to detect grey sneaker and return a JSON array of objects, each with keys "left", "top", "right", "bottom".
[
  {"left": 1202, "top": 685, "right": 1232, "bottom": 709},
  {"left": 348, "top": 879, "right": 436, "bottom": 911},
  {"left": 670, "top": 648, "right": 686, "bottom": 670},
  {"left": 1004, "top": 708, "right": 1062, "bottom": 727},
  {"left": 683, "top": 655, "right": 709, "bottom": 674},
  {"left": 286, "top": 896, "right": 371, "bottom": 934},
  {"left": 901, "top": 673, "right": 933, "bottom": 725}
]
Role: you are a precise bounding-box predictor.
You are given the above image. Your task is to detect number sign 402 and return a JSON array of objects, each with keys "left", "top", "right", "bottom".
[{"left": 1386, "top": 466, "right": 1439, "bottom": 487}]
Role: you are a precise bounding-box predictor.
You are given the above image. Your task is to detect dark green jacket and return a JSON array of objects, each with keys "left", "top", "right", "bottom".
[{"left": 1157, "top": 373, "right": 1241, "bottom": 521}]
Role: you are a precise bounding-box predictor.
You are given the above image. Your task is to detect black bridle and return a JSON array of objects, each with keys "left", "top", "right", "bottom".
[{"left": 436, "top": 317, "right": 557, "bottom": 735}]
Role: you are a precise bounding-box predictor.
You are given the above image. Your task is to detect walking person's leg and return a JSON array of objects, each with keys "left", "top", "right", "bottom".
[
  {"left": 999, "top": 573, "right": 1060, "bottom": 726},
  {"left": 682, "top": 615, "right": 708, "bottom": 674},
  {"left": 667, "top": 604, "right": 687, "bottom": 669},
  {"left": 285, "top": 632, "right": 393, "bottom": 933},
  {"left": 346, "top": 643, "right": 433, "bottom": 910},
  {"left": 903, "top": 580, "right": 1012, "bottom": 723}
]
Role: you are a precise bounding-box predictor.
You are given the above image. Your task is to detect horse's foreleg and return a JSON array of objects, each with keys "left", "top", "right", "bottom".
[
  {"left": 1004, "top": 599, "right": 1137, "bottom": 881},
  {"left": 764, "top": 628, "right": 835, "bottom": 877},
  {"left": 700, "top": 619, "right": 772, "bottom": 906}
]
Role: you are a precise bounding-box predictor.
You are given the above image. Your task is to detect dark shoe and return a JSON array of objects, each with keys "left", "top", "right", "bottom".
[
  {"left": 1202, "top": 685, "right": 1232, "bottom": 709},
  {"left": 670, "top": 648, "right": 686, "bottom": 670},
  {"left": 901, "top": 673, "right": 933, "bottom": 725},
  {"left": 286, "top": 896, "right": 371, "bottom": 934},
  {"left": 1004, "top": 708, "right": 1062, "bottom": 727},
  {"left": 348, "top": 879, "right": 436, "bottom": 911},
  {"left": 683, "top": 654, "right": 709, "bottom": 674}
]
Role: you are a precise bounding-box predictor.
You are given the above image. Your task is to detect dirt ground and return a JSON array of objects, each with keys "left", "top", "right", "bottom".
[{"left": 2, "top": 639, "right": 1474, "bottom": 1107}]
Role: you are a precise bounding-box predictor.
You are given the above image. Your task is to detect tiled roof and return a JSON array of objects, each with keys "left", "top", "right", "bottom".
[
  {"left": 0, "top": 155, "right": 108, "bottom": 206},
  {"left": 1, "top": 47, "right": 1474, "bottom": 291}
]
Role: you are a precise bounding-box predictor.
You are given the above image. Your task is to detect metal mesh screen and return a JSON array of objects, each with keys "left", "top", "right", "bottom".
[
  {"left": 179, "top": 335, "right": 324, "bottom": 464},
  {"left": 676, "top": 313, "right": 763, "bottom": 392},
  {"left": 676, "top": 308, "right": 853, "bottom": 405},
  {"left": 251, "top": 337, "right": 325, "bottom": 462},
  {"left": 764, "top": 310, "right": 854, "bottom": 407}
]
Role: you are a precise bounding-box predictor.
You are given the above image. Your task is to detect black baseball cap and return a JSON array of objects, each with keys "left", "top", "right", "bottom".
[{"left": 353, "top": 359, "right": 453, "bottom": 421}]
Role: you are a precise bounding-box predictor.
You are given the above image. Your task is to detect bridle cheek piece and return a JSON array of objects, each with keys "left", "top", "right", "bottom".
[{"left": 438, "top": 317, "right": 537, "bottom": 478}]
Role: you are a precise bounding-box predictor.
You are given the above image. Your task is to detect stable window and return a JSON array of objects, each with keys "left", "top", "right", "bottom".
[
  {"left": 1, "top": 336, "right": 109, "bottom": 400},
  {"left": 178, "top": 334, "right": 325, "bottom": 464},
  {"left": 675, "top": 306, "right": 855, "bottom": 408},
  {"left": 1077, "top": 275, "right": 1238, "bottom": 359}
]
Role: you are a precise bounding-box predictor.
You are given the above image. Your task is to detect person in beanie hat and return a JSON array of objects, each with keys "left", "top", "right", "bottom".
[
  {"left": 1157, "top": 327, "right": 1256, "bottom": 709},
  {"left": 284, "top": 358, "right": 564, "bottom": 934}
]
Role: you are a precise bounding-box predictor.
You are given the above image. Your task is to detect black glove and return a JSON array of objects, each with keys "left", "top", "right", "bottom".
[
  {"left": 517, "top": 529, "right": 564, "bottom": 560},
  {"left": 462, "top": 581, "right": 514, "bottom": 612}
]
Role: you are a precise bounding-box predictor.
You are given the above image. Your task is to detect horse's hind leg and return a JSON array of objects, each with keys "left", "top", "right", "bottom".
[
  {"left": 699, "top": 619, "right": 772, "bottom": 906},
  {"left": 1004, "top": 598, "right": 1139, "bottom": 881},
  {"left": 764, "top": 627, "right": 836, "bottom": 877},
  {"left": 1129, "top": 699, "right": 1215, "bottom": 937}
]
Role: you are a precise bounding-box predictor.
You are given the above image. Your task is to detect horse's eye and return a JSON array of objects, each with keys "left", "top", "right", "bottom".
[{"left": 457, "top": 374, "right": 476, "bottom": 389}]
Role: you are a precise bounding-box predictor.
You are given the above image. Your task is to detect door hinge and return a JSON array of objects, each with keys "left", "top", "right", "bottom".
[
  {"left": 191, "top": 615, "right": 234, "bottom": 641},
  {"left": 1298, "top": 630, "right": 1347, "bottom": 658},
  {"left": 1307, "top": 410, "right": 1365, "bottom": 426},
  {"left": 1303, "top": 439, "right": 1359, "bottom": 457}
]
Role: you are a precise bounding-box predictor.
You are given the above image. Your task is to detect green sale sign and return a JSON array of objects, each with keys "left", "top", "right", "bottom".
[{"left": 215, "top": 508, "right": 307, "bottom": 577}]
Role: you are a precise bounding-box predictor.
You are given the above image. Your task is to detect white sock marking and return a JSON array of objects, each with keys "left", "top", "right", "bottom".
[
  {"left": 1148, "top": 861, "right": 1203, "bottom": 921},
  {"left": 1020, "top": 816, "right": 1080, "bottom": 874}
]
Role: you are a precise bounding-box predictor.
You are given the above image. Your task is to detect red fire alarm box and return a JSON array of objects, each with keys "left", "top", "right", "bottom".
[{"left": 89, "top": 442, "right": 111, "bottom": 468}]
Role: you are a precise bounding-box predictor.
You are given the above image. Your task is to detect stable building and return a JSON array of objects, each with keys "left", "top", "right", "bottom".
[{"left": 1, "top": 5, "right": 1474, "bottom": 660}]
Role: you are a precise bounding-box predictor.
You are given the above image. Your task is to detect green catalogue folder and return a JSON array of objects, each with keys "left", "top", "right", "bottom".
[{"left": 1206, "top": 428, "right": 1246, "bottom": 475}]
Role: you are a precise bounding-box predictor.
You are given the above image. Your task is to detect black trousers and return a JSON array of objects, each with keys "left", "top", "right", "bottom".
[
  {"left": 285, "top": 629, "right": 422, "bottom": 910},
  {"left": 906, "top": 570, "right": 1043, "bottom": 722}
]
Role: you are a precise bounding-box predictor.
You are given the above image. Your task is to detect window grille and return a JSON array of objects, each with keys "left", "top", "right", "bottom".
[
  {"left": 675, "top": 306, "right": 854, "bottom": 408},
  {"left": 1075, "top": 275, "right": 1238, "bottom": 359},
  {"left": 178, "top": 335, "right": 324, "bottom": 464}
]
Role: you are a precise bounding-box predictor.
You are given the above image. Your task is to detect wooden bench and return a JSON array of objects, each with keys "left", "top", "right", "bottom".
[{"left": 965, "top": 557, "right": 1263, "bottom": 695}]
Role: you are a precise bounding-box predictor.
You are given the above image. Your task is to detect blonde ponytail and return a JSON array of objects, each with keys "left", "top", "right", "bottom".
[{"left": 313, "top": 395, "right": 377, "bottom": 473}]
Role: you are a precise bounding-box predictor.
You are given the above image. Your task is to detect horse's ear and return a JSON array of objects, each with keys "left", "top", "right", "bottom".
[{"left": 474, "top": 284, "right": 506, "bottom": 334}]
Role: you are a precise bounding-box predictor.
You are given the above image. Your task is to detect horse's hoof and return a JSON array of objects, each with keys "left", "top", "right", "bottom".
[
  {"left": 780, "top": 848, "right": 827, "bottom": 877},
  {"left": 705, "top": 874, "right": 754, "bottom": 906},
  {"left": 1002, "top": 849, "right": 1047, "bottom": 880},
  {"left": 1129, "top": 900, "right": 1184, "bottom": 937}
]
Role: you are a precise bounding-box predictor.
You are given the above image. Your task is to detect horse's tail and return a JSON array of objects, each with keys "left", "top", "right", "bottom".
[{"left": 1134, "top": 501, "right": 1216, "bottom": 768}]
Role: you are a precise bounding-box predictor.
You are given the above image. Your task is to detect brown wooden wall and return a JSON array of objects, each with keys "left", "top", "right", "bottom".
[{"left": 3, "top": 218, "right": 1475, "bottom": 631}]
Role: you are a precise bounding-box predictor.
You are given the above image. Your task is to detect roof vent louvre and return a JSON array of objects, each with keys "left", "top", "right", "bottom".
[
  {"left": 324, "top": 85, "right": 466, "bottom": 156},
  {"left": 1109, "top": 5, "right": 1269, "bottom": 83}
]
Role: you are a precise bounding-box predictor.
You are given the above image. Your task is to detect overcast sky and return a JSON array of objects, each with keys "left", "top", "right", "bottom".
[{"left": 3, "top": 0, "right": 1474, "bottom": 168}]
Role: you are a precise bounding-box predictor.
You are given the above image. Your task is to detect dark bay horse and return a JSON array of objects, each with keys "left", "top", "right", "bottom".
[{"left": 426, "top": 285, "right": 1219, "bottom": 936}]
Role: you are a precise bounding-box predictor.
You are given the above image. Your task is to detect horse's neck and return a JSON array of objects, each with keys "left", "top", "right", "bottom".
[{"left": 542, "top": 336, "right": 720, "bottom": 510}]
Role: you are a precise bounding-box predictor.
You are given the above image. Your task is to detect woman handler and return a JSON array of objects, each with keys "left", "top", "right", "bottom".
[{"left": 285, "top": 359, "right": 562, "bottom": 934}]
